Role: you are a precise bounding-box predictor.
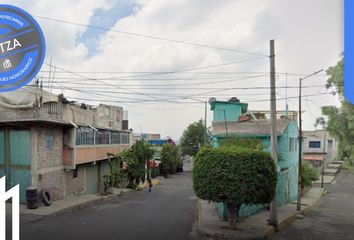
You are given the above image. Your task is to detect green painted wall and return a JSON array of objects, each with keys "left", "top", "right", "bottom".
[
  {"left": 212, "top": 121, "right": 299, "bottom": 220},
  {"left": 0, "top": 130, "right": 32, "bottom": 203},
  {"left": 0, "top": 131, "right": 4, "bottom": 178},
  {"left": 212, "top": 101, "right": 247, "bottom": 122}
]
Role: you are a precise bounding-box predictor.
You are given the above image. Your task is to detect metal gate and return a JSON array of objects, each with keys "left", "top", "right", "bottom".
[
  {"left": 0, "top": 130, "right": 31, "bottom": 203},
  {"left": 85, "top": 164, "right": 98, "bottom": 194}
]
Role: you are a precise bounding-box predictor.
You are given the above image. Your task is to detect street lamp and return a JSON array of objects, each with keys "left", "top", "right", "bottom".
[
  {"left": 183, "top": 97, "right": 207, "bottom": 147},
  {"left": 297, "top": 69, "right": 324, "bottom": 211}
]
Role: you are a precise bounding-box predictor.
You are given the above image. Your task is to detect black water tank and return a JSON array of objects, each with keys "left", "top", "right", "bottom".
[
  {"left": 228, "top": 97, "right": 240, "bottom": 103},
  {"left": 26, "top": 187, "right": 39, "bottom": 209}
]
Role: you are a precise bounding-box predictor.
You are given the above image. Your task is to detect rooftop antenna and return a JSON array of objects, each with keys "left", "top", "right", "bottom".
[
  {"left": 48, "top": 56, "right": 52, "bottom": 91},
  {"left": 50, "top": 66, "right": 56, "bottom": 93}
]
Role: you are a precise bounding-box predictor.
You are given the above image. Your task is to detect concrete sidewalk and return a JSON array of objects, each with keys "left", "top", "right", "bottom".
[
  {"left": 19, "top": 189, "right": 133, "bottom": 216},
  {"left": 18, "top": 179, "right": 160, "bottom": 216},
  {"left": 193, "top": 187, "right": 324, "bottom": 240}
]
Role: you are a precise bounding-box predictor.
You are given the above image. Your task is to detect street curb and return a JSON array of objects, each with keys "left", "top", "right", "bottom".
[
  {"left": 194, "top": 188, "right": 325, "bottom": 240},
  {"left": 49, "top": 179, "right": 162, "bottom": 216},
  {"left": 22, "top": 189, "right": 133, "bottom": 217},
  {"left": 264, "top": 188, "right": 324, "bottom": 239}
]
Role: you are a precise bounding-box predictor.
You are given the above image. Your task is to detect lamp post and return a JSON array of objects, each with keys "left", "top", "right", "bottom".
[
  {"left": 315, "top": 117, "right": 327, "bottom": 189},
  {"left": 297, "top": 69, "right": 324, "bottom": 211}
]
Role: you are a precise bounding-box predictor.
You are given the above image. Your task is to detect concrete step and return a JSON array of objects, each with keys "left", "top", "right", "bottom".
[
  {"left": 313, "top": 175, "right": 335, "bottom": 184},
  {"left": 332, "top": 161, "right": 344, "bottom": 165},
  {"left": 327, "top": 164, "right": 342, "bottom": 169},
  {"left": 323, "top": 168, "right": 339, "bottom": 175}
]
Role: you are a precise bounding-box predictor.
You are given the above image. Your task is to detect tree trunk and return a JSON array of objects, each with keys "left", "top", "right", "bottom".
[{"left": 227, "top": 203, "right": 241, "bottom": 230}]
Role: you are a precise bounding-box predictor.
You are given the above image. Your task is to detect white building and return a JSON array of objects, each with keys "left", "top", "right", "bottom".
[{"left": 302, "top": 130, "right": 338, "bottom": 169}]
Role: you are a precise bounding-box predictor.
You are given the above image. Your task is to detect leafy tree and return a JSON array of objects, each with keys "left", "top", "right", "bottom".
[
  {"left": 119, "top": 149, "right": 144, "bottom": 187},
  {"left": 193, "top": 147, "right": 277, "bottom": 229},
  {"left": 160, "top": 144, "right": 181, "bottom": 176},
  {"left": 322, "top": 54, "right": 354, "bottom": 162},
  {"left": 131, "top": 140, "right": 155, "bottom": 179},
  {"left": 180, "top": 119, "right": 206, "bottom": 156}
]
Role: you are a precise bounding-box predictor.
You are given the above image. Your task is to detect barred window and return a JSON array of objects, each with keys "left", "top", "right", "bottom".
[
  {"left": 122, "top": 132, "right": 130, "bottom": 144},
  {"left": 76, "top": 127, "right": 94, "bottom": 145},
  {"left": 96, "top": 130, "right": 110, "bottom": 145},
  {"left": 111, "top": 131, "right": 121, "bottom": 144}
]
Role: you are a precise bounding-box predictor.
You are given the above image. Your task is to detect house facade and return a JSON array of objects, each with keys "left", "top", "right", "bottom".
[
  {"left": 0, "top": 87, "right": 132, "bottom": 202},
  {"left": 302, "top": 130, "right": 338, "bottom": 170},
  {"left": 210, "top": 98, "right": 299, "bottom": 220}
]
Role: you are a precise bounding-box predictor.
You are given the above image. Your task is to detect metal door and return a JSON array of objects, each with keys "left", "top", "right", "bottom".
[
  {"left": 0, "top": 130, "right": 31, "bottom": 203},
  {"left": 86, "top": 164, "right": 98, "bottom": 194}
]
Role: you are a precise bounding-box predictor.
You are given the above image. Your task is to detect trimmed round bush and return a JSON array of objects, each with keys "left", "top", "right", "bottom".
[{"left": 193, "top": 147, "right": 277, "bottom": 228}]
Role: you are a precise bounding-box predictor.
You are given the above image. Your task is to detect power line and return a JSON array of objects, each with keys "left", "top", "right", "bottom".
[
  {"left": 60, "top": 92, "right": 334, "bottom": 105},
  {"left": 52, "top": 75, "right": 268, "bottom": 87},
  {"left": 33, "top": 15, "right": 268, "bottom": 57}
]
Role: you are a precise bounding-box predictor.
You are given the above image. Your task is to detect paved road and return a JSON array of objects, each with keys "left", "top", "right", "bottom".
[
  {"left": 15, "top": 172, "right": 196, "bottom": 240},
  {"left": 273, "top": 168, "right": 354, "bottom": 240}
]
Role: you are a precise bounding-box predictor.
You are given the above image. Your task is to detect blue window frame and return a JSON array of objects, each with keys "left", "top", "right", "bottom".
[{"left": 309, "top": 141, "right": 321, "bottom": 148}]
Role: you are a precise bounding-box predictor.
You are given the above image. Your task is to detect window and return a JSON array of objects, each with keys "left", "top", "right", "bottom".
[
  {"left": 309, "top": 141, "right": 321, "bottom": 148},
  {"left": 46, "top": 136, "right": 54, "bottom": 150},
  {"left": 95, "top": 130, "right": 110, "bottom": 145},
  {"left": 122, "top": 132, "right": 130, "bottom": 144},
  {"left": 76, "top": 127, "right": 94, "bottom": 145},
  {"left": 289, "top": 137, "right": 295, "bottom": 152},
  {"left": 111, "top": 131, "right": 121, "bottom": 144},
  {"left": 76, "top": 127, "right": 128, "bottom": 145}
]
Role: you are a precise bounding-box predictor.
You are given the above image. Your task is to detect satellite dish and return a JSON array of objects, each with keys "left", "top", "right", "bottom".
[{"left": 208, "top": 97, "right": 216, "bottom": 105}]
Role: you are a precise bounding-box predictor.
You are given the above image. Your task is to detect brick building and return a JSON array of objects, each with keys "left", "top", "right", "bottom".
[{"left": 0, "top": 87, "right": 132, "bottom": 202}]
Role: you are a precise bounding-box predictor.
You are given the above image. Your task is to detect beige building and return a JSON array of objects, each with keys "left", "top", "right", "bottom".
[
  {"left": 302, "top": 130, "right": 338, "bottom": 169},
  {"left": 0, "top": 86, "right": 132, "bottom": 202}
]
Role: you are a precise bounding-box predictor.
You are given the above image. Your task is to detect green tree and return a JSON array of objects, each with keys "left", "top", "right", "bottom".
[
  {"left": 160, "top": 144, "right": 181, "bottom": 176},
  {"left": 119, "top": 149, "right": 144, "bottom": 187},
  {"left": 322, "top": 54, "right": 354, "bottom": 162},
  {"left": 193, "top": 147, "right": 277, "bottom": 229},
  {"left": 131, "top": 140, "right": 155, "bottom": 179},
  {"left": 180, "top": 119, "right": 205, "bottom": 156}
]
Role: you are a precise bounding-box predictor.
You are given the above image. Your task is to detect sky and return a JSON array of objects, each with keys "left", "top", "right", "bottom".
[{"left": 3, "top": 0, "right": 343, "bottom": 140}]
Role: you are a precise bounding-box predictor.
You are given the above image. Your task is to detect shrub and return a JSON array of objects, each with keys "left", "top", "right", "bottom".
[
  {"left": 103, "top": 153, "right": 126, "bottom": 192},
  {"left": 301, "top": 163, "right": 319, "bottom": 188},
  {"left": 193, "top": 147, "right": 277, "bottom": 229}
]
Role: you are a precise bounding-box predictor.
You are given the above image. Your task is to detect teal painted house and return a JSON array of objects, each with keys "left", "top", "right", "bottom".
[{"left": 210, "top": 98, "right": 299, "bottom": 220}]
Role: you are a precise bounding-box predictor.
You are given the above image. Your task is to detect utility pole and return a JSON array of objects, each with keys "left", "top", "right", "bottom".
[
  {"left": 223, "top": 110, "right": 228, "bottom": 136},
  {"left": 297, "top": 69, "right": 323, "bottom": 211},
  {"left": 204, "top": 101, "right": 207, "bottom": 147},
  {"left": 321, "top": 130, "right": 327, "bottom": 188},
  {"left": 269, "top": 39, "right": 278, "bottom": 228},
  {"left": 297, "top": 76, "right": 303, "bottom": 211}
]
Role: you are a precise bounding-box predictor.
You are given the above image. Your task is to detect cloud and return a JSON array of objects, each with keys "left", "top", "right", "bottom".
[{"left": 2, "top": 0, "right": 343, "bottom": 139}]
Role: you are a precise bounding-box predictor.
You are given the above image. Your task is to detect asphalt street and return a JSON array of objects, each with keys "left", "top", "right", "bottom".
[
  {"left": 273, "top": 168, "right": 354, "bottom": 240},
  {"left": 16, "top": 171, "right": 196, "bottom": 240}
]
